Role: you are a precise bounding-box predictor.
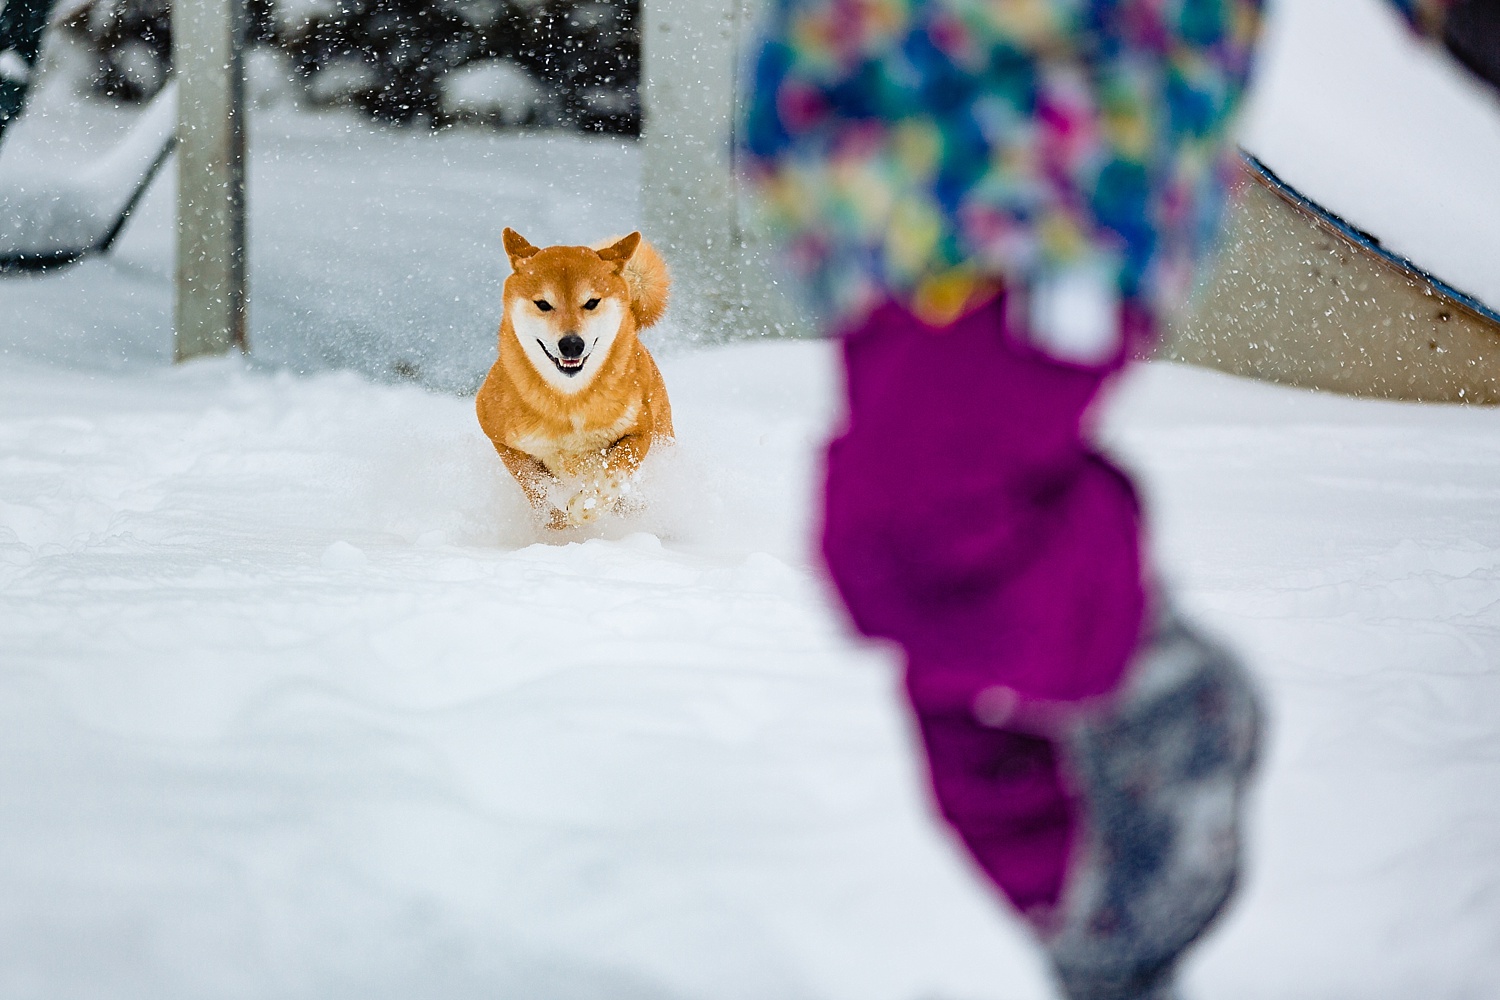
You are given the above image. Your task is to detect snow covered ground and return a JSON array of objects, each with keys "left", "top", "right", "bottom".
[
  {"left": 3, "top": 3, "right": 1500, "bottom": 998},
  {"left": 4, "top": 327, "right": 1500, "bottom": 1000}
]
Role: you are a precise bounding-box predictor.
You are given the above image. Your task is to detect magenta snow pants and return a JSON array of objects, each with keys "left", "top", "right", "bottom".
[
  {"left": 821, "top": 295, "right": 1262, "bottom": 1000},
  {"left": 820, "top": 293, "right": 1147, "bottom": 911}
]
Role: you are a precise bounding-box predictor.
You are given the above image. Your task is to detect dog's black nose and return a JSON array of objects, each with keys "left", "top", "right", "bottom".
[{"left": 558, "top": 334, "right": 586, "bottom": 359}]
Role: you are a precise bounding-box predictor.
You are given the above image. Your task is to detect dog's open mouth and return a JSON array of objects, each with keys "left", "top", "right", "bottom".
[{"left": 538, "top": 340, "right": 592, "bottom": 377}]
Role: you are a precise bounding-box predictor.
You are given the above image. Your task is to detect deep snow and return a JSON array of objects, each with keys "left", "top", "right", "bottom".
[
  {"left": 3, "top": 1, "right": 1500, "bottom": 998},
  {"left": 4, "top": 337, "right": 1500, "bottom": 1000}
]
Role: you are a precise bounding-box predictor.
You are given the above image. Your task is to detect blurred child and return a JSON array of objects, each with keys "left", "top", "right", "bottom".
[{"left": 743, "top": 2, "right": 1488, "bottom": 996}]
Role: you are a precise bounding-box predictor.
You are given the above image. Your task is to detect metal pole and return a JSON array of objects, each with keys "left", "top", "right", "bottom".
[{"left": 173, "top": 0, "right": 247, "bottom": 361}]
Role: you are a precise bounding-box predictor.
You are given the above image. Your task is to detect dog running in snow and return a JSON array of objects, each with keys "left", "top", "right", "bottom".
[{"left": 476, "top": 229, "right": 673, "bottom": 529}]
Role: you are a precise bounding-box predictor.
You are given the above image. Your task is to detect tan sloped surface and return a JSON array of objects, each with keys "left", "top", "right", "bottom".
[{"left": 1166, "top": 165, "right": 1500, "bottom": 404}]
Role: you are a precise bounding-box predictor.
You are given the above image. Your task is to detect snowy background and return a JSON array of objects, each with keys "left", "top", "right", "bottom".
[{"left": 2, "top": 0, "right": 1499, "bottom": 998}]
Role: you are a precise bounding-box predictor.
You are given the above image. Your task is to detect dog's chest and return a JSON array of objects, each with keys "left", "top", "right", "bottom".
[{"left": 511, "top": 403, "right": 640, "bottom": 474}]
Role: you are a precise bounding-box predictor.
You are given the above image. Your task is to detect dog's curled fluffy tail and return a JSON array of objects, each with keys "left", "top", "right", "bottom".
[{"left": 597, "top": 235, "right": 670, "bottom": 330}]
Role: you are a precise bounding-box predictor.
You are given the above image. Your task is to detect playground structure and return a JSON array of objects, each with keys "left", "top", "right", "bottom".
[
  {"left": 1165, "top": 156, "right": 1500, "bottom": 404},
  {"left": 0, "top": 0, "right": 257, "bottom": 357},
  {"left": 146, "top": 0, "right": 800, "bottom": 358},
  {"left": 0, "top": 78, "right": 175, "bottom": 272},
  {"left": 5, "top": 0, "right": 1499, "bottom": 398},
  {"left": 166, "top": 0, "right": 812, "bottom": 359}
]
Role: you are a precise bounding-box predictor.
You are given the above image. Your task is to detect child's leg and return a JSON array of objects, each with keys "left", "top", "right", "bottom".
[
  {"left": 915, "top": 709, "right": 1077, "bottom": 915},
  {"left": 819, "top": 296, "right": 1260, "bottom": 998},
  {"left": 819, "top": 291, "right": 1140, "bottom": 920}
]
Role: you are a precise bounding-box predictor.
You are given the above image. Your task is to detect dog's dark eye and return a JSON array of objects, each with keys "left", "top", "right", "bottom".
[
  {"left": 583, "top": 298, "right": 600, "bottom": 311},
  {"left": 534, "top": 300, "right": 552, "bottom": 312}
]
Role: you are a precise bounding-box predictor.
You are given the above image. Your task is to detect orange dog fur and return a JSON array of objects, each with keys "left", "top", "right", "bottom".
[{"left": 476, "top": 229, "right": 673, "bottom": 528}]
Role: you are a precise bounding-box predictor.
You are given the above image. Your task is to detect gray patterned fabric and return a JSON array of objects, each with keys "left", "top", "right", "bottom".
[{"left": 1043, "top": 612, "right": 1263, "bottom": 1000}]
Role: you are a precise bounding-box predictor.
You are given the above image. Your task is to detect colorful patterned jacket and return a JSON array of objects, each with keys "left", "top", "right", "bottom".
[{"left": 742, "top": 0, "right": 1455, "bottom": 344}]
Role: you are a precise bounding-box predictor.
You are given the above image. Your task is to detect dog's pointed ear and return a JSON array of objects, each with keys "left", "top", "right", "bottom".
[
  {"left": 503, "top": 228, "right": 539, "bottom": 268},
  {"left": 596, "top": 232, "right": 642, "bottom": 272}
]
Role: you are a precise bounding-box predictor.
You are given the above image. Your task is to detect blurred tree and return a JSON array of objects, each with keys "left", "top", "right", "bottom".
[
  {"left": 281, "top": 0, "right": 469, "bottom": 123},
  {"left": 61, "top": 0, "right": 272, "bottom": 102},
  {"left": 515, "top": 0, "right": 638, "bottom": 134},
  {"left": 58, "top": 0, "right": 639, "bottom": 134}
]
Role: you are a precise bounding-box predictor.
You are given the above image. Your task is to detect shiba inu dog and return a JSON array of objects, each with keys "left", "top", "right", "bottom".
[{"left": 476, "top": 229, "right": 673, "bottom": 529}]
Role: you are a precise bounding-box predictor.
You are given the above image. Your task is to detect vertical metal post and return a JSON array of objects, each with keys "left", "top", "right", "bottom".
[
  {"left": 173, "top": 0, "right": 247, "bottom": 361},
  {"left": 640, "top": 0, "right": 808, "bottom": 343}
]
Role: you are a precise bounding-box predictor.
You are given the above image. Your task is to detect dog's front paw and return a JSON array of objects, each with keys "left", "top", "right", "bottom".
[
  {"left": 561, "top": 472, "right": 632, "bottom": 527},
  {"left": 564, "top": 487, "right": 606, "bottom": 526}
]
